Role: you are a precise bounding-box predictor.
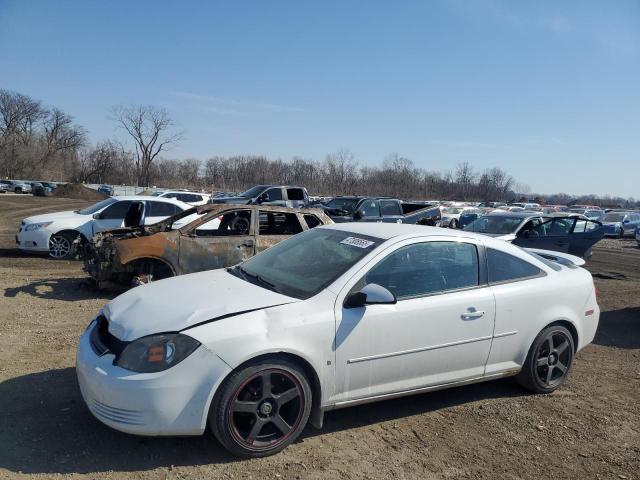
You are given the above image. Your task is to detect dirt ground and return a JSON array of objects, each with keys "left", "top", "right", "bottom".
[{"left": 1, "top": 196, "right": 638, "bottom": 480}]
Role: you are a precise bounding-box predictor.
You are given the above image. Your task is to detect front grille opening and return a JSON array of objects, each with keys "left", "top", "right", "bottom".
[{"left": 90, "top": 315, "right": 129, "bottom": 358}]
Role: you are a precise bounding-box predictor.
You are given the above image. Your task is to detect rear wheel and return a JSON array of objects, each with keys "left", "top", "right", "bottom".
[
  {"left": 48, "top": 232, "right": 77, "bottom": 259},
  {"left": 618, "top": 227, "right": 624, "bottom": 238},
  {"left": 517, "top": 325, "right": 574, "bottom": 393},
  {"left": 210, "top": 358, "right": 312, "bottom": 458},
  {"left": 130, "top": 259, "right": 173, "bottom": 285},
  {"left": 449, "top": 219, "right": 458, "bottom": 229}
]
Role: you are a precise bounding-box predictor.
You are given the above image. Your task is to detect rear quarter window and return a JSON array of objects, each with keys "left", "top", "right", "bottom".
[{"left": 487, "top": 248, "right": 544, "bottom": 284}]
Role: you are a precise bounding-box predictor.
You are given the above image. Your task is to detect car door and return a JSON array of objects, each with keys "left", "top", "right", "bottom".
[
  {"left": 144, "top": 201, "right": 181, "bottom": 225},
  {"left": 255, "top": 210, "right": 304, "bottom": 254},
  {"left": 569, "top": 219, "right": 604, "bottom": 257},
  {"left": 513, "top": 217, "right": 572, "bottom": 253},
  {"left": 92, "top": 200, "right": 140, "bottom": 234},
  {"left": 333, "top": 239, "right": 495, "bottom": 403},
  {"left": 355, "top": 199, "right": 382, "bottom": 222},
  {"left": 379, "top": 199, "right": 403, "bottom": 223},
  {"left": 177, "top": 209, "right": 255, "bottom": 274}
]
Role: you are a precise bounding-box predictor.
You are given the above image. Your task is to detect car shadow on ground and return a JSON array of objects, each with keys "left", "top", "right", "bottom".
[
  {"left": 3, "top": 277, "right": 115, "bottom": 302},
  {"left": 0, "top": 367, "right": 527, "bottom": 475},
  {"left": 0, "top": 247, "right": 41, "bottom": 258},
  {"left": 593, "top": 306, "right": 640, "bottom": 349}
]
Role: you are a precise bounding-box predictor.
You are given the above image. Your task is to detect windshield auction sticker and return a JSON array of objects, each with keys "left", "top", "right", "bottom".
[{"left": 340, "top": 237, "right": 375, "bottom": 248}]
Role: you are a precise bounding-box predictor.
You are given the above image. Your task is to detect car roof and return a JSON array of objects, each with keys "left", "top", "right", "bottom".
[
  {"left": 321, "top": 222, "right": 494, "bottom": 242},
  {"left": 485, "top": 211, "right": 540, "bottom": 218},
  {"left": 112, "top": 195, "right": 191, "bottom": 207}
]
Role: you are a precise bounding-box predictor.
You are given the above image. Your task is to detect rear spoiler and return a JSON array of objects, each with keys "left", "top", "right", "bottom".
[{"left": 525, "top": 248, "right": 586, "bottom": 267}]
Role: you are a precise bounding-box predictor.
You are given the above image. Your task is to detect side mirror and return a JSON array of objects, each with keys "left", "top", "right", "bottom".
[
  {"left": 353, "top": 210, "right": 364, "bottom": 220},
  {"left": 258, "top": 193, "right": 270, "bottom": 203},
  {"left": 344, "top": 283, "right": 397, "bottom": 309},
  {"left": 93, "top": 212, "right": 103, "bottom": 220},
  {"left": 623, "top": 219, "right": 629, "bottom": 224}
]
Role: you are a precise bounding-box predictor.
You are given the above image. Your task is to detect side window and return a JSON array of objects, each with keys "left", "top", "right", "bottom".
[
  {"left": 303, "top": 214, "right": 322, "bottom": 229},
  {"left": 549, "top": 218, "right": 574, "bottom": 236},
  {"left": 487, "top": 248, "right": 543, "bottom": 284},
  {"left": 364, "top": 242, "right": 479, "bottom": 299},
  {"left": 180, "top": 194, "right": 201, "bottom": 203},
  {"left": 101, "top": 201, "right": 132, "bottom": 219},
  {"left": 147, "top": 201, "right": 181, "bottom": 217},
  {"left": 380, "top": 200, "right": 402, "bottom": 216},
  {"left": 259, "top": 211, "right": 303, "bottom": 235},
  {"left": 286, "top": 188, "right": 305, "bottom": 201},
  {"left": 359, "top": 200, "right": 380, "bottom": 217},
  {"left": 164, "top": 192, "right": 179, "bottom": 199},
  {"left": 264, "top": 188, "right": 283, "bottom": 201},
  {"left": 194, "top": 210, "right": 251, "bottom": 237},
  {"left": 573, "top": 219, "right": 587, "bottom": 233},
  {"left": 585, "top": 221, "right": 599, "bottom": 232}
]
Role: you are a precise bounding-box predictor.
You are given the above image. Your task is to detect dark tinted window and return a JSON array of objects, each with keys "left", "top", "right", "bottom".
[
  {"left": 365, "top": 242, "right": 479, "bottom": 299},
  {"left": 101, "top": 200, "right": 132, "bottom": 219},
  {"left": 487, "top": 248, "right": 543, "bottom": 283},
  {"left": 380, "top": 200, "right": 402, "bottom": 216},
  {"left": 264, "top": 188, "right": 283, "bottom": 201},
  {"left": 359, "top": 199, "right": 380, "bottom": 217},
  {"left": 303, "top": 214, "right": 322, "bottom": 229},
  {"left": 259, "top": 211, "right": 303, "bottom": 235},
  {"left": 178, "top": 193, "right": 202, "bottom": 203},
  {"left": 286, "top": 188, "right": 305, "bottom": 201},
  {"left": 147, "top": 201, "right": 181, "bottom": 216}
]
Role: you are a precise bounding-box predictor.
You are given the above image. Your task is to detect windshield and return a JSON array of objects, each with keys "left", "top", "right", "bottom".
[
  {"left": 235, "top": 228, "right": 382, "bottom": 299},
  {"left": 239, "top": 185, "right": 268, "bottom": 198},
  {"left": 464, "top": 216, "right": 525, "bottom": 234},
  {"left": 324, "top": 198, "right": 359, "bottom": 213},
  {"left": 603, "top": 213, "right": 626, "bottom": 222},
  {"left": 77, "top": 198, "right": 117, "bottom": 215}
]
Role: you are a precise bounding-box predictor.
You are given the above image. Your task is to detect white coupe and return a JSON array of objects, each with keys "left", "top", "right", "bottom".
[
  {"left": 17, "top": 196, "right": 198, "bottom": 259},
  {"left": 76, "top": 223, "right": 599, "bottom": 457}
]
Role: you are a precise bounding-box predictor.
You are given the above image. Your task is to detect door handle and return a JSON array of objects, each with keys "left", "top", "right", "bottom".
[{"left": 461, "top": 309, "right": 485, "bottom": 320}]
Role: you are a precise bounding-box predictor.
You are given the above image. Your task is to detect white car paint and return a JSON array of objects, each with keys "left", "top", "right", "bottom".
[
  {"left": 76, "top": 223, "right": 599, "bottom": 439},
  {"left": 151, "top": 191, "right": 211, "bottom": 206},
  {"left": 16, "top": 196, "right": 198, "bottom": 255}
]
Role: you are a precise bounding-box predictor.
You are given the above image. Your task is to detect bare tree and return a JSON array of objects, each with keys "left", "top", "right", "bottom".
[{"left": 111, "top": 105, "right": 183, "bottom": 187}]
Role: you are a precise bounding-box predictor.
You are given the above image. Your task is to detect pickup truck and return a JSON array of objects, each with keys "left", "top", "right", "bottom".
[
  {"left": 320, "top": 196, "right": 441, "bottom": 225},
  {"left": 209, "top": 184, "right": 309, "bottom": 208}
]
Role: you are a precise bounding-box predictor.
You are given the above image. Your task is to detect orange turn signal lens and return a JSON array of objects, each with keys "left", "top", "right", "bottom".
[{"left": 147, "top": 345, "right": 165, "bottom": 362}]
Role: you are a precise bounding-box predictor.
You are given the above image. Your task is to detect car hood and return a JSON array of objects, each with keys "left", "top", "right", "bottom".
[
  {"left": 23, "top": 210, "right": 87, "bottom": 224},
  {"left": 103, "top": 269, "right": 298, "bottom": 341}
]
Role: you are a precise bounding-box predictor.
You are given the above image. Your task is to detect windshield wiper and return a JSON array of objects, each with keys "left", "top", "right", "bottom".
[{"left": 233, "top": 266, "right": 280, "bottom": 293}]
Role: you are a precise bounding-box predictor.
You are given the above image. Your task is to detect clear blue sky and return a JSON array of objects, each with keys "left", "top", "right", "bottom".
[{"left": 1, "top": 0, "right": 638, "bottom": 197}]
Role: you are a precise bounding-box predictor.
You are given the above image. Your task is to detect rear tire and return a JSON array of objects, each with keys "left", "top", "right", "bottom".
[
  {"left": 516, "top": 325, "right": 574, "bottom": 394},
  {"left": 209, "top": 357, "right": 312, "bottom": 458},
  {"left": 449, "top": 219, "right": 458, "bottom": 229}
]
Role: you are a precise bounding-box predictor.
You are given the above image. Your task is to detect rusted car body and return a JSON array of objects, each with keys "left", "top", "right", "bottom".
[{"left": 83, "top": 204, "right": 333, "bottom": 289}]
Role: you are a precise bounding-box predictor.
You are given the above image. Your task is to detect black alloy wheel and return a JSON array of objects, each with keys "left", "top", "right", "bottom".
[
  {"left": 517, "top": 325, "right": 575, "bottom": 393},
  {"left": 210, "top": 359, "right": 312, "bottom": 457}
]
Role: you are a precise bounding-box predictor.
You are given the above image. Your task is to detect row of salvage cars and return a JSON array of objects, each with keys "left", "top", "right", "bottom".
[{"left": 17, "top": 198, "right": 601, "bottom": 457}]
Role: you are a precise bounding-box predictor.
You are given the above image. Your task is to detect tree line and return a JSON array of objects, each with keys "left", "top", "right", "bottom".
[{"left": 0, "top": 88, "right": 636, "bottom": 207}]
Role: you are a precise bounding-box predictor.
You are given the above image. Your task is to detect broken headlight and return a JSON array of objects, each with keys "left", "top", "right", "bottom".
[{"left": 115, "top": 334, "right": 200, "bottom": 373}]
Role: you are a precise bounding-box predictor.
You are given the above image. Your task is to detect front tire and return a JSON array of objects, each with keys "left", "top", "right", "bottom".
[
  {"left": 517, "top": 325, "right": 574, "bottom": 393},
  {"left": 48, "top": 232, "right": 77, "bottom": 259},
  {"left": 449, "top": 219, "right": 458, "bottom": 229},
  {"left": 209, "top": 358, "right": 312, "bottom": 458}
]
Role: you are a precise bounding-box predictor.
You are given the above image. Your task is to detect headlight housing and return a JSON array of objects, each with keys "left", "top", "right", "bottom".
[
  {"left": 115, "top": 333, "right": 200, "bottom": 373},
  {"left": 25, "top": 222, "right": 52, "bottom": 231}
]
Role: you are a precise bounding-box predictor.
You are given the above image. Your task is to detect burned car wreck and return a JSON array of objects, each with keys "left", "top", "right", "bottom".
[{"left": 82, "top": 204, "right": 333, "bottom": 289}]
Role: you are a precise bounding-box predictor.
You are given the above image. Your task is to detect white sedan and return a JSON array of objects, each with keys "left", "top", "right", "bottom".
[
  {"left": 76, "top": 223, "right": 599, "bottom": 457},
  {"left": 17, "top": 196, "right": 198, "bottom": 259}
]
